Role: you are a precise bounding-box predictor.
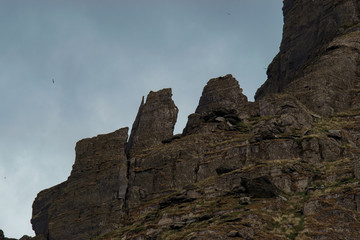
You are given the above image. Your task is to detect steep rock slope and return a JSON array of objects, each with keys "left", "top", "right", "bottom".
[
  {"left": 256, "top": 0, "right": 360, "bottom": 116},
  {"left": 31, "top": 89, "right": 179, "bottom": 240},
  {"left": 29, "top": 0, "right": 360, "bottom": 239},
  {"left": 31, "top": 128, "right": 129, "bottom": 239},
  {"left": 126, "top": 88, "right": 178, "bottom": 157}
]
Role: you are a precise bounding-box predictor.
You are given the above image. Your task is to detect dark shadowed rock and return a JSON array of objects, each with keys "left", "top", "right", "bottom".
[
  {"left": 355, "top": 158, "right": 360, "bottom": 180},
  {"left": 31, "top": 182, "right": 66, "bottom": 237},
  {"left": 0, "top": 230, "right": 18, "bottom": 240},
  {"left": 32, "top": 128, "right": 129, "bottom": 240},
  {"left": 251, "top": 94, "right": 314, "bottom": 141},
  {"left": 195, "top": 74, "right": 248, "bottom": 114},
  {"left": 256, "top": 0, "right": 360, "bottom": 116},
  {"left": 19, "top": 236, "right": 32, "bottom": 240},
  {"left": 183, "top": 74, "right": 255, "bottom": 135},
  {"left": 127, "top": 88, "right": 178, "bottom": 157},
  {"left": 29, "top": 1, "right": 360, "bottom": 239}
]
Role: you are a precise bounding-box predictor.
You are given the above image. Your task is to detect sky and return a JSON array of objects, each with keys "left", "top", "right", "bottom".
[{"left": 0, "top": 0, "right": 283, "bottom": 238}]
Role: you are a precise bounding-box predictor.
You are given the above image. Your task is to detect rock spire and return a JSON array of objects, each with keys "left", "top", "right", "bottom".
[
  {"left": 28, "top": 1, "right": 360, "bottom": 239},
  {"left": 126, "top": 88, "right": 178, "bottom": 157}
]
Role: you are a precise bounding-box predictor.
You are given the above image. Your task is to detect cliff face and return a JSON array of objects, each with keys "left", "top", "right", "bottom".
[
  {"left": 30, "top": 0, "right": 360, "bottom": 239},
  {"left": 126, "top": 88, "right": 178, "bottom": 157},
  {"left": 31, "top": 128, "right": 129, "bottom": 239},
  {"left": 256, "top": 0, "right": 360, "bottom": 116}
]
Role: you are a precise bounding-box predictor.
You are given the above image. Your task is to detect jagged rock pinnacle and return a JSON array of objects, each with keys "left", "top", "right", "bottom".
[
  {"left": 183, "top": 74, "right": 252, "bottom": 135},
  {"left": 29, "top": 1, "right": 360, "bottom": 239},
  {"left": 126, "top": 88, "right": 178, "bottom": 157},
  {"left": 195, "top": 74, "right": 248, "bottom": 114}
]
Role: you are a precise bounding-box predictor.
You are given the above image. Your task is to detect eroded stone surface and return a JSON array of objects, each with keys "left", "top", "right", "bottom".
[
  {"left": 195, "top": 74, "right": 248, "bottom": 114},
  {"left": 256, "top": 0, "right": 360, "bottom": 116},
  {"left": 127, "top": 88, "right": 178, "bottom": 157},
  {"left": 32, "top": 128, "right": 129, "bottom": 240},
  {"left": 29, "top": 1, "right": 360, "bottom": 239},
  {"left": 183, "top": 74, "right": 255, "bottom": 135}
]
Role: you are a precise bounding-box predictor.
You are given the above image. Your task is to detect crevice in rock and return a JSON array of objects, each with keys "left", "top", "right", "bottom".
[
  {"left": 123, "top": 145, "right": 131, "bottom": 215},
  {"left": 126, "top": 96, "right": 145, "bottom": 158}
]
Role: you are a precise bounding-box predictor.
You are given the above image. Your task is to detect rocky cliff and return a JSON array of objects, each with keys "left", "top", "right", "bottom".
[
  {"left": 256, "top": 0, "right": 360, "bottom": 116},
  {"left": 27, "top": 0, "right": 360, "bottom": 239}
]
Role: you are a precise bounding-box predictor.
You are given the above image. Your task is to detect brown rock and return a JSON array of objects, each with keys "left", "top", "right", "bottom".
[
  {"left": 195, "top": 74, "right": 248, "bottom": 114},
  {"left": 31, "top": 128, "right": 129, "bottom": 240},
  {"left": 227, "top": 230, "right": 239, "bottom": 237},
  {"left": 354, "top": 159, "right": 360, "bottom": 180},
  {"left": 183, "top": 74, "right": 253, "bottom": 135},
  {"left": 31, "top": 181, "right": 66, "bottom": 237},
  {"left": 0, "top": 230, "right": 18, "bottom": 240},
  {"left": 19, "top": 236, "right": 32, "bottom": 240},
  {"left": 29, "top": 1, "right": 360, "bottom": 240},
  {"left": 127, "top": 88, "right": 178, "bottom": 157},
  {"left": 256, "top": 0, "right": 360, "bottom": 116},
  {"left": 252, "top": 94, "right": 313, "bottom": 140}
]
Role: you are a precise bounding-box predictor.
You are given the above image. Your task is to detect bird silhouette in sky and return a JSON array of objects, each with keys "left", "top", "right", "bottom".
[
  {"left": 226, "top": 12, "right": 231, "bottom": 15},
  {"left": 52, "top": 78, "right": 55, "bottom": 84}
]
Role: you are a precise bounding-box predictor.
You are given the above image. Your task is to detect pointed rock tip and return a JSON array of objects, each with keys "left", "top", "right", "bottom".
[
  {"left": 127, "top": 87, "right": 178, "bottom": 157},
  {"left": 195, "top": 74, "right": 248, "bottom": 114}
]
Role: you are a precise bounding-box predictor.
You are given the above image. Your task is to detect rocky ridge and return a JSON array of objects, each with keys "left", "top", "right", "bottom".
[
  {"left": 256, "top": 0, "right": 360, "bottom": 116},
  {"left": 13, "top": 0, "right": 360, "bottom": 239}
]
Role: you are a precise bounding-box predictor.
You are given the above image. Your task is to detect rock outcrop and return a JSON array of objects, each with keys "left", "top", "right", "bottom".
[
  {"left": 126, "top": 88, "right": 178, "bottom": 157},
  {"left": 31, "top": 89, "right": 179, "bottom": 240},
  {"left": 256, "top": 0, "right": 360, "bottom": 116},
  {"left": 183, "top": 74, "right": 256, "bottom": 135},
  {"left": 31, "top": 128, "right": 129, "bottom": 240},
  {"left": 27, "top": 0, "right": 360, "bottom": 239},
  {"left": 0, "top": 230, "right": 30, "bottom": 240},
  {"left": 0, "top": 230, "right": 16, "bottom": 240},
  {"left": 195, "top": 74, "right": 248, "bottom": 114}
]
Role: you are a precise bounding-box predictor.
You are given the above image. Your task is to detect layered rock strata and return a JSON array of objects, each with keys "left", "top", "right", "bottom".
[
  {"left": 31, "top": 89, "right": 179, "bottom": 240},
  {"left": 31, "top": 74, "right": 360, "bottom": 239},
  {"left": 183, "top": 74, "right": 256, "bottom": 135},
  {"left": 256, "top": 0, "right": 360, "bottom": 116},
  {"left": 28, "top": 0, "right": 360, "bottom": 239},
  {"left": 126, "top": 88, "right": 178, "bottom": 157},
  {"left": 31, "top": 128, "right": 129, "bottom": 239}
]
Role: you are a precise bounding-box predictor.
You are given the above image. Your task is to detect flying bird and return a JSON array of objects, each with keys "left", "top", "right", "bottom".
[
  {"left": 52, "top": 78, "right": 55, "bottom": 84},
  {"left": 226, "top": 12, "right": 231, "bottom": 15}
]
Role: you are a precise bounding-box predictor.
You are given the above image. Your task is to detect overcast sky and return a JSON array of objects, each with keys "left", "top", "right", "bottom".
[{"left": 0, "top": 0, "right": 283, "bottom": 238}]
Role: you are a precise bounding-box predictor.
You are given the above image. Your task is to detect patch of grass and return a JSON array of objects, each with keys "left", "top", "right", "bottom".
[
  {"left": 268, "top": 220, "right": 281, "bottom": 230},
  {"left": 235, "top": 121, "right": 252, "bottom": 132},
  {"left": 133, "top": 224, "right": 145, "bottom": 233},
  {"left": 287, "top": 215, "right": 304, "bottom": 240},
  {"left": 331, "top": 176, "right": 358, "bottom": 188},
  {"left": 206, "top": 134, "right": 254, "bottom": 150}
]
